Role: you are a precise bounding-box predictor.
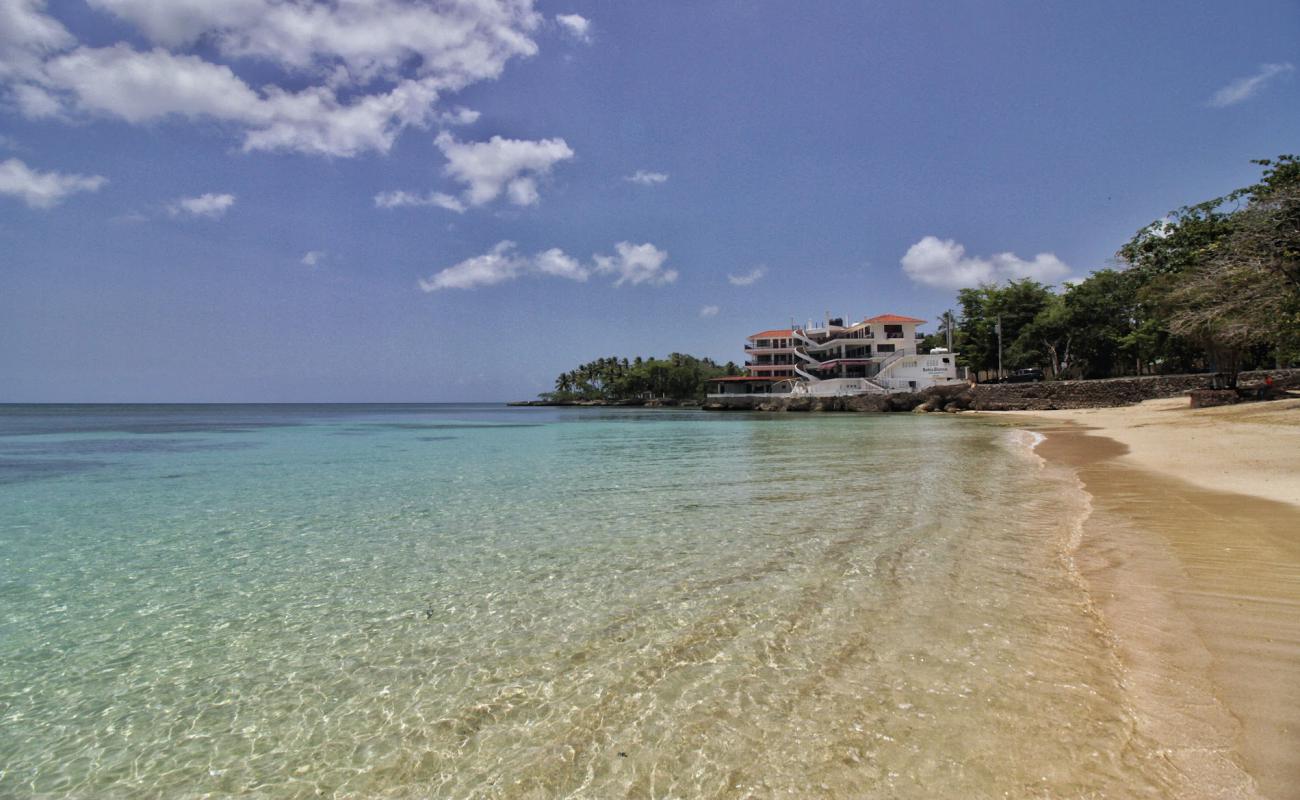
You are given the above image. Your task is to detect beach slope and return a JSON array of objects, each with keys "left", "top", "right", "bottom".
[{"left": 993, "top": 397, "right": 1300, "bottom": 798}]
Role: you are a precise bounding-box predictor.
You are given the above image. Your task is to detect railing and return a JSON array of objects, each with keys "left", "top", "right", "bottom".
[
  {"left": 792, "top": 362, "right": 820, "bottom": 382},
  {"left": 793, "top": 329, "right": 881, "bottom": 351},
  {"left": 872, "top": 349, "right": 908, "bottom": 377}
]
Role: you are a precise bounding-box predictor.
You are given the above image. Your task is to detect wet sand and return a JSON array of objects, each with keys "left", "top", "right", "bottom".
[{"left": 991, "top": 397, "right": 1300, "bottom": 799}]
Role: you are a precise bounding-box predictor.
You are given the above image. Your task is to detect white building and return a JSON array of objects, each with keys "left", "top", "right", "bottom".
[{"left": 710, "top": 313, "right": 963, "bottom": 397}]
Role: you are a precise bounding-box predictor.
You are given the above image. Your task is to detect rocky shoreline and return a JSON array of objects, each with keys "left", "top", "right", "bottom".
[
  {"left": 704, "top": 368, "right": 1299, "bottom": 412},
  {"left": 506, "top": 398, "right": 701, "bottom": 408},
  {"left": 510, "top": 369, "right": 1300, "bottom": 413}
]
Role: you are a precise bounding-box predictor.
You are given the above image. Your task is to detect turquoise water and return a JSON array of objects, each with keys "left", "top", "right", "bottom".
[{"left": 1, "top": 405, "right": 1181, "bottom": 798}]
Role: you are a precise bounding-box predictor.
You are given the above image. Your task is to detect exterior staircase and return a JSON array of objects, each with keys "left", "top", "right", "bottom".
[{"left": 865, "top": 350, "right": 908, "bottom": 391}]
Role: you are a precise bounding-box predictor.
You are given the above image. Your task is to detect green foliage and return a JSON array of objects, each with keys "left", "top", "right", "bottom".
[
  {"left": 1132, "top": 154, "right": 1300, "bottom": 376},
  {"left": 950, "top": 155, "right": 1300, "bottom": 381},
  {"left": 543, "top": 353, "right": 731, "bottom": 402},
  {"left": 955, "top": 280, "right": 1054, "bottom": 375}
]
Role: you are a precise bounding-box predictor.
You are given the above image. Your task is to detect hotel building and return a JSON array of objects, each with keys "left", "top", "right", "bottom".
[{"left": 711, "top": 313, "right": 962, "bottom": 397}]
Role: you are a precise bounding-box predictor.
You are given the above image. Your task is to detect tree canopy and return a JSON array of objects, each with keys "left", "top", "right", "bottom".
[
  {"left": 542, "top": 354, "right": 738, "bottom": 402},
  {"left": 948, "top": 156, "right": 1299, "bottom": 382}
]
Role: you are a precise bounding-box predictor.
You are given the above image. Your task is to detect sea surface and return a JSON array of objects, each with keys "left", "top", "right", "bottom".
[{"left": 0, "top": 404, "right": 1184, "bottom": 798}]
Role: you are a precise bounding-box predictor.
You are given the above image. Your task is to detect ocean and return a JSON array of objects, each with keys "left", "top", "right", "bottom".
[{"left": 0, "top": 404, "right": 1183, "bottom": 798}]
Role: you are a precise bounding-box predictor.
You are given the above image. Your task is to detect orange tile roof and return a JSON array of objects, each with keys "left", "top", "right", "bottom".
[
  {"left": 862, "top": 314, "right": 927, "bottom": 324},
  {"left": 748, "top": 329, "right": 793, "bottom": 339}
]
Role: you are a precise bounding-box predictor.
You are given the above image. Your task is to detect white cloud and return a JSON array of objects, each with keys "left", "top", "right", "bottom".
[
  {"left": 301, "top": 250, "right": 325, "bottom": 266},
  {"left": 1, "top": 0, "right": 544, "bottom": 157},
  {"left": 0, "top": 157, "right": 105, "bottom": 208},
  {"left": 0, "top": 0, "right": 73, "bottom": 80},
  {"left": 436, "top": 106, "right": 480, "bottom": 126},
  {"left": 33, "top": 45, "right": 447, "bottom": 157},
  {"left": 699, "top": 305, "right": 720, "bottom": 318},
  {"left": 533, "top": 247, "right": 589, "bottom": 281},
  {"left": 11, "top": 82, "right": 61, "bottom": 117},
  {"left": 1209, "top": 62, "right": 1294, "bottom": 107},
  {"left": 169, "top": 192, "right": 235, "bottom": 218},
  {"left": 727, "top": 266, "right": 766, "bottom": 286},
  {"left": 421, "top": 240, "right": 675, "bottom": 291},
  {"left": 555, "top": 14, "right": 591, "bottom": 42},
  {"left": 419, "top": 240, "right": 530, "bottom": 291},
  {"left": 900, "top": 236, "right": 1071, "bottom": 289},
  {"left": 83, "top": 0, "right": 541, "bottom": 88},
  {"left": 594, "top": 241, "right": 677, "bottom": 287},
  {"left": 434, "top": 131, "right": 574, "bottom": 207},
  {"left": 374, "top": 189, "right": 466, "bottom": 212},
  {"left": 626, "top": 169, "right": 668, "bottom": 186},
  {"left": 43, "top": 45, "right": 262, "bottom": 124}
]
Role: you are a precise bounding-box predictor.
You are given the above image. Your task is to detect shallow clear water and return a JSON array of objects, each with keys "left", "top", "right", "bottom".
[{"left": 0, "top": 405, "right": 1180, "bottom": 798}]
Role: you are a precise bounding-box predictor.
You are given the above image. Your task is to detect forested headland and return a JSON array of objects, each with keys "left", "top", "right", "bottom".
[
  {"left": 926, "top": 155, "right": 1299, "bottom": 383},
  {"left": 537, "top": 354, "right": 741, "bottom": 404}
]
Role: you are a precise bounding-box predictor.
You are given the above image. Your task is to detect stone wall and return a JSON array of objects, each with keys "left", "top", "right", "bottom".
[
  {"left": 701, "top": 369, "right": 1300, "bottom": 413},
  {"left": 967, "top": 368, "right": 1300, "bottom": 411}
]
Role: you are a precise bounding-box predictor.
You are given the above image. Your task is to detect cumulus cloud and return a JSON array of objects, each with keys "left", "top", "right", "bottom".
[
  {"left": 594, "top": 241, "right": 677, "bottom": 287},
  {"left": 420, "top": 240, "right": 588, "bottom": 291},
  {"left": 0, "top": 0, "right": 73, "bottom": 80},
  {"left": 626, "top": 169, "right": 668, "bottom": 185},
  {"left": 699, "top": 305, "right": 720, "bottom": 318},
  {"left": 82, "top": 0, "right": 541, "bottom": 87},
  {"left": 555, "top": 13, "right": 591, "bottom": 42},
  {"left": 301, "top": 250, "right": 325, "bottom": 266},
  {"left": 1209, "top": 62, "right": 1294, "bottom": 107},
  {"left": 32, "top": 45, "right": 448, "bottom": 157},
  {"left": 0, "top": 157, "right": 106, "bottom": 208},
  {"left": 533, "top": 247, "right": 587, "bottom": 281},
  {"left": 374, "top": 189, "right": 466, "bottom": 212},
  {"left": 0, "top": 0, "right": 544, "bottom": 157},
  {"left": 11, "top": 82, "right": 62, "bottom": 117},
  {"left": 434, "top": 131, "right": 574, "bottom": 207},
  {"left": 421, "top": 240, "right": 676, "bottom": 291},
  {"left": 900, "top": 236, "right": 1071, "bottom": 289},
  {"left": 436, "top": 106, "right": 480, "bottom": 126},
  {"left": 169, "top": 192, "right": 235, "bottom": 218},
  {"left": 727, "top": 266, "right": 767, "bottom": 286}
]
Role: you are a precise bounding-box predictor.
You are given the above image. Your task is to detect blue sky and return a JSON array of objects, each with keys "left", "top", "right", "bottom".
[{"left": 1, "top": 0, "right": 1296, "bottom": 401}]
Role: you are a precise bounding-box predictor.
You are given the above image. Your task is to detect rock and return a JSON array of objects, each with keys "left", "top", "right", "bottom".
[{"left": 1189, "top": 388, "right": 1240, "bottom": 408}]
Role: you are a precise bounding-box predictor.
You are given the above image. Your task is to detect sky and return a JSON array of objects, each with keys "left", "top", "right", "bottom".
[{"left": 1, "top": 0, "right": 1297, "bottom": 402}]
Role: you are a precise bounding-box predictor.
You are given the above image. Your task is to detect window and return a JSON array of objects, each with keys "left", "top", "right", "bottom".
[
  {"left": 877, "top": 343, "right": 895, "bottom": 353},
  {"left": 885, "top": 324, "right": 903, "bottom": 339}
]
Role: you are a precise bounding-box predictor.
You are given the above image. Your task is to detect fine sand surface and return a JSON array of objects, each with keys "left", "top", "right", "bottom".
[{"left": 987, "top": 396, "right": 1300, "bottom": 799}]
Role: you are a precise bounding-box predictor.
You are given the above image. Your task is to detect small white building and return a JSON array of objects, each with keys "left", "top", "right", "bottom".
[{"left": 713, "top": 312, "right": 963, "bottom": 397}]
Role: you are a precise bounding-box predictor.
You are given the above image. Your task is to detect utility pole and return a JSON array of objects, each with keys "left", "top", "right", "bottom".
[
  {"left": 995, "top": 316, "right": 1003, "bottom": 381},
  {"left": 942, "top": 310, "right": 954, "bottom": 352}
]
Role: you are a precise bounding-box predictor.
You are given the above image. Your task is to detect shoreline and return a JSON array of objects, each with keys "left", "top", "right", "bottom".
[{"left": 991, "top": 398, "right": 1300, "bottom": 798}]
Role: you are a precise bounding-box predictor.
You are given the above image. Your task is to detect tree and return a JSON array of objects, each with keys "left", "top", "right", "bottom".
[
  {"left": 1016, "top": 294, "right": 1072, "bottom": 379},
  {"left": 1168, "top": 169, "right": 1300, "bottom": 372},
  {"left": 540, "top": 353, "right": 731, "bottom": 402},
  {"left": 1125, "top": 155, "right": 1300, "bottom": 381},
  {"left": 956, "top": 280, "right": 1054, "bottom": 378}
]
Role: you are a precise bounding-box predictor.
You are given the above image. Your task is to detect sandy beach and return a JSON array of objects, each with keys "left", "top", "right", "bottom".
[{"left": 991, "top": 396, "right": 1300, "bottom": 799}]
